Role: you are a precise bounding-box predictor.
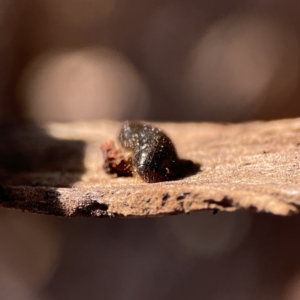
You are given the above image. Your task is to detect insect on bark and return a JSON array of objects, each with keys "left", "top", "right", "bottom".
[{"left": 101, "top": 121, "right": 199, "bottom": 183}]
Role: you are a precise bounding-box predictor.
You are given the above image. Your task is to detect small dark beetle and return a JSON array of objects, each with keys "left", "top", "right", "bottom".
[
  {"left": 101, "top": 121, "right": 199, "bottom": 183},
  {"left": 119, "top": 121, "right": 178, "bottom": 183}
]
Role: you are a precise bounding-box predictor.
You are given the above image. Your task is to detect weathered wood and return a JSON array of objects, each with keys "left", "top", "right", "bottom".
[{"left": 0, "top": 119, "right": 300, "bottom": 217}]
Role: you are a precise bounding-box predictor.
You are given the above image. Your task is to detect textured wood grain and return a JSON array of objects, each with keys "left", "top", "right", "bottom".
[{"left": 0, "top": 119, "right": 300, "bottom": 217}]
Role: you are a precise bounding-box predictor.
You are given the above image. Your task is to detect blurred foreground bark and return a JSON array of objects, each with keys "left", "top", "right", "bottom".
[{"left": 0, "top": 119, "right": 300, "bottom": 217}]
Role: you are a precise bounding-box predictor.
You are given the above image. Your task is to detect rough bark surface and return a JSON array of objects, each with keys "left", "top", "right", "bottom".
[{"left": 0, "top": 119, "right": 300, "bottom": 217}]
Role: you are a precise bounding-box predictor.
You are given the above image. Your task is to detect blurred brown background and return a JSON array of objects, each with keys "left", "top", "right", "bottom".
[
  {"left": 1, "top": 0, "right": 300, "bottom": 299},
  {"left": 2, "top": 0, "right": 300, "bottom": 122}
]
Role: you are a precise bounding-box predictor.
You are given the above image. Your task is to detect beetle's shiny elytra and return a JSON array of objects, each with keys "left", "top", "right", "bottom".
[{"left": 119, "top": 121, "right": 178, "bottom": 183}]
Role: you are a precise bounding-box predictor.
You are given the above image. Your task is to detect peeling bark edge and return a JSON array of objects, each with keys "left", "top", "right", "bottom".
[{"left": 0, "top": 185, "right": 298, "bottom": 217}]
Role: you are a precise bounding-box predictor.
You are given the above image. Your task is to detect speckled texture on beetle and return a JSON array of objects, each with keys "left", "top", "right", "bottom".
[
  {"left": 101, "top": 121, "right": 200, "bottom": 183},
  {"left": 118, "top": 121, "right": 179, "bottom": 183}
]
